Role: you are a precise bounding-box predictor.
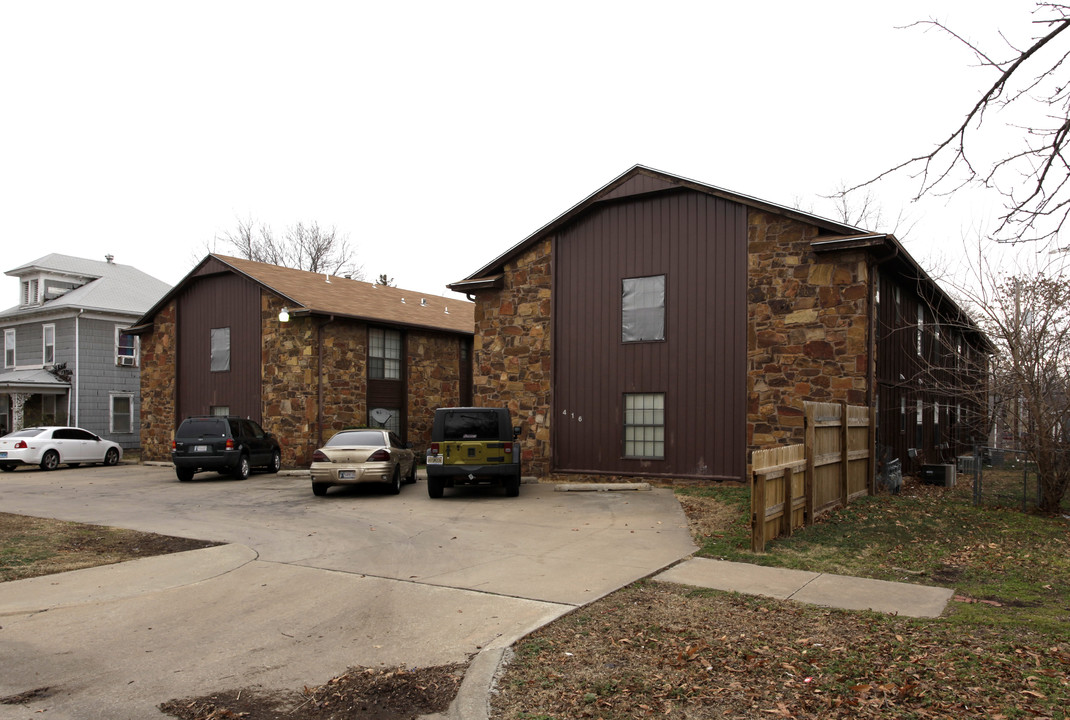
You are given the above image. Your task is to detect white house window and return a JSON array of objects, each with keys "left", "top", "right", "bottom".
[
  {"left": 43, "top": 324, "right": 55, "bottom": 365},
  {"left": 111, "top": 394, "right": 133, "bottom": 433},
  {"left": 116, "top": 326, "right": 139, "bottom": 367},
  {"left": 369, "top": 328, "right": 401, "bottom": 379},
  {"left": 623, "top": 392, "right": 665, "bottom": 459},
  {"left": 4, "top": 329, "right": 14, "bottom": 368},
  {"left": 622, "top": 275, "right": 666, "bottom": 343},
  {"left": 210, "top": 327, "right": 231, "bottom": 372},
  {"left": 21, "top": 279, "right": 39, "bottom": 306}
]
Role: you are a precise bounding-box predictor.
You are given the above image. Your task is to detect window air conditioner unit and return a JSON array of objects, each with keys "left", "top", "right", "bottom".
[{"left": 118, "top": 356, "right": 137, "bottom": 367}]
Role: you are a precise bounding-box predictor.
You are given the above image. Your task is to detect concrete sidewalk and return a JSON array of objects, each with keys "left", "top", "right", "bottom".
[{"left": 654, "top": 557, "right": 955, "bottom": 618}]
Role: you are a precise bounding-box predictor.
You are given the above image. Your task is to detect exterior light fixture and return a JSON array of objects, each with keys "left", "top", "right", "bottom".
[{"left": 278, "top": 308, "right": 290, "bottom": 322}]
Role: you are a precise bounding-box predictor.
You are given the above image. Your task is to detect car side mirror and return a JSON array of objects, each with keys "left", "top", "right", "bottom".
[
  {"left": 513, "top": 426, "right": 522, "bottom": 438},
  {"left": 405, "top": 442, "right": 413, "bottom": 449}
]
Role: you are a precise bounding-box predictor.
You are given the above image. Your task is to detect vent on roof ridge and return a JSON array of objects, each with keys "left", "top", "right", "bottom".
[
  {"left": 400, "top": 297, "right": 405, "bottom": 304},
  {"left": 324, "top": 273, "right": 330, "bottom": 283},
  {"left": 444, "top": 307, "right": 449, "bottom": 315},
  {"left": 420, "top": 298, "right": 427, "bottom": 307}
]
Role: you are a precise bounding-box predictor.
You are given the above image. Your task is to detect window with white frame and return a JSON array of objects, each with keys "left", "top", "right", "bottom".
[
  {"left": 369, "top": 328, "right": 401, "bottom": 379},
  {"left": 210, "top": 327, "right": 230, "bottom": 372},
  {"left": 623, "top": 393, "right": 665, "bottom": 459},
  {"left": 21, "top": 279, "right": 39, "bottom": 307},
  {"left": 116, "top": 326, "right": 138, "bottom": 367},
  {"left": 43, "top": 324, "right": 55, "bottom": 365},
  {"left": 622, "top": 275, "right": 666, "bottom": 343},
  {"left": 4, "top": 328, "right": 15, "bottom": 368},
  {"left": 111, "top": 394, "right": 133, "bottom": 433}
]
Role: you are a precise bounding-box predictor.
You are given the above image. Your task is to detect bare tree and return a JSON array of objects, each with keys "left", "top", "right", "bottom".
[
  {"left": 215, "top": 218, "right": 365, "bottom": 279},
  {"left": 376, "top": 273, "right": 395, "bottom": 287},
  {"left": 850, "top": 4, "right": 1070, "bottom": 250},
  {"left": 954, "top": 242, "right": 1070, "bottom": 512}
]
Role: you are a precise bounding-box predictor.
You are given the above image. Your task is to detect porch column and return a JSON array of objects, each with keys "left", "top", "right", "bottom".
[{"left": 11, "top": 392, "right": 29, "bottom": 431}]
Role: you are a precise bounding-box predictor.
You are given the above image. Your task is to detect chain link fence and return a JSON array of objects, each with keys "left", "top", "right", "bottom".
[{"left": 958, "top": 447, "right": 1070, "bottom": 513}]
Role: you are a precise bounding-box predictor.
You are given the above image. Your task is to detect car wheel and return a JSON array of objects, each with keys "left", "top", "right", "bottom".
[
  {"left": 505, "top": 471, "right": 521, "bottom": 497},
  {"left": 312, "top": 483, "right": 329, "bottom": 496},
  {"left": 40, "top": 450, "right": 60, "bottom": 471},
  {"left": 176, "top": 467, "right": 195, "bottom": 482},
  {"left": 388, "top": 466, "right": 402, "bottom": 495},
  {"left": 103, "top": 448, "right": 120, "bottom": 466},
  {"left": 232, "top": 455, "right": 250, "bottom": 480},
  {"left": 427, "top": 475, "right": 444, "bottom": 499},
  {"left": 0, "top": 464, "right": 16, "bottom": 472},
  {"left": 267, "top": 449, "right": 281, "bottom": 474}
]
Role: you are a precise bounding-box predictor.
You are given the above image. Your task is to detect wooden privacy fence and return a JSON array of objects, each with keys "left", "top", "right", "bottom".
[{"left": 751, "top": 401, "right": 873, "bottom": 552}]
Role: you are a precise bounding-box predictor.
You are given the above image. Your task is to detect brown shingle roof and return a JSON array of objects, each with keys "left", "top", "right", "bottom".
[{"left": 214, "top": 255, "right": 473, "bottom": 335}]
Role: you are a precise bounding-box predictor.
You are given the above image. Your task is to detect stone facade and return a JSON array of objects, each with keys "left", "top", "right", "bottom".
[
  {"left": 407, "top": 332, "right": 465, "bottom": 454},
  {"left": 139, "top": 301, "right": 177, "bottom": 461},
  {"left": 746, "top": 210, "right": 870, "bottom": 450},
  {"left": 140, "top": 290, "right": 469, "bottom": 468},
  {"left": 471, "top": 239, "right": 553, "bottom": 478}
]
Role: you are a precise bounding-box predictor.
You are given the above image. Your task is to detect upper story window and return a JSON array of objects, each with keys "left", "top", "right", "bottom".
[
  {"left": 43, "top": 324, "right": 55, "bottom": 365},
  {"left": 916, "top": 305, "right": 925, "bottom": 357},
  {"left": 116, "top": 327, "right": 139, "bottom": 367},
  {"left": 369, "top": 328, "right": 401, "bottom": 379},
  {"left": 622, "top": 275, "right": 665, "bottom": 343},
  {"left": 210, "top": 327, "right": 231, "bottom": 372},
  {"left": 21, "top": 279, "right": 39, "bottom": 307},
  {"left": 4, "top": 329, "right": 14, "bottom": 368}
]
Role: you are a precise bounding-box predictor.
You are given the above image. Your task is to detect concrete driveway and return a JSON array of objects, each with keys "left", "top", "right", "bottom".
[{"left": 0, "top": 463, "right": 695, "bottom": 719}]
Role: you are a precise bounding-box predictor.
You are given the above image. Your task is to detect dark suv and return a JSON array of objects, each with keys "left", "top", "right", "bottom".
[
  {"left": 425, "top": 407, "right": 522, "bottom": 498},
  {"left": 172, "top": 416, "right": 281, "bottom": 482}
]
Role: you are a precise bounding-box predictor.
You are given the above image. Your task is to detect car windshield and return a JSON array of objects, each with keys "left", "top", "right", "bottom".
[
  {"left": 5, "top": 428, "right": 46, "bottom": 438},
  {"left": 442, "top": 412, "right": 499, "bottom": 441},
  {"left": 326, "top": 430, "right": 387, "bottom": 447},
  {"left": 178, "top": 420, "right": 228, "bottom": 438}
]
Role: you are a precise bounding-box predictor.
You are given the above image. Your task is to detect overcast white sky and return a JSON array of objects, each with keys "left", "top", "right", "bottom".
[{"left": 0, "top": 1, "right": 1038, "bottom": 305}]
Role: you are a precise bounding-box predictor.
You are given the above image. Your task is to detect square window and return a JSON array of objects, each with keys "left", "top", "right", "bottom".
[
  {"left": 622, "top": 275, "right": 665, "bottom": 343},
  {"left": 623, "top": 393, "right": 665, "bottom": 459}
]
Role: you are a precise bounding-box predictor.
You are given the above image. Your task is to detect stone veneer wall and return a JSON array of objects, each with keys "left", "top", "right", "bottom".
[
  {"left": 407, "top": 333, "right": 466, "bottom": 454},
  {"left": 747, "top": 210, "right": 870, "bottom": 453},
  {"left": 471, "top": 239, "right": 553, "bottom": 478},
  {"left": 139, "top": 300, "right": 177, "bottom": 461},
  {"left": 261, "top": 292, "right": 368, "bottom": 467}
]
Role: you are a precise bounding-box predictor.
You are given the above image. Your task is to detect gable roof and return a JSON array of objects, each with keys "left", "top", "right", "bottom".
[
  {"left": 450, "top": 164, "right": 868, "bottom": 291},
  {"left": 130, "top": 255, "right": 474, "bottom": 335},
  {"left": 1, "top": 253, "right": 170, "bottom": 318}
]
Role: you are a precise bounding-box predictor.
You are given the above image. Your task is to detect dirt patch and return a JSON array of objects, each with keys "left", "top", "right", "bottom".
[
  {"left": 675, "top": 493, "right": 740, "bottom": 540},
  {"left": 159, "top": 664, "right": 465, "bottom": 720},
  {"left": 0, "top": 512, "right": 221, "bottom": 582}
]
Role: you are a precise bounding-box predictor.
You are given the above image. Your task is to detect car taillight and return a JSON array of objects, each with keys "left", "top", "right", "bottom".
[
  {"left": 504, "top": 442, "right": 513, "bottom": 454},
  {"left": 312, "top": 450, "right": 330, "bottom": 462},
  {"left": 226, "top": 438, "right": 235, "bottom": 450},
  {"left": 430, "top": 443, "right": 439, "bottom": 454},
  {"left": 171, "top": 440, "right": 177, "bottom": 450},
  {"left": 14, "top": 440, "right": 28, "bottom": 449},
  {"left": 368, "top": 449, "right": 391, "bottom": 462}
]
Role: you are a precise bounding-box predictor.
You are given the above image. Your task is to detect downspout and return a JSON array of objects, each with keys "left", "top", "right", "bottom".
[
  {"left": 316, "top": 316, "right": 335, "bottom": 449},
  {"left": 867, "top": 242, "right": 899, "bottom": 494},
  {"left": 73, "top": 309, "right": 82, "bottom": 426}
]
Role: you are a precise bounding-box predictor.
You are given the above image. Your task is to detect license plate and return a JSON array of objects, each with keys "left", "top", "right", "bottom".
[
  {"left": 427, "top": 455, "right": 443, "bottom": 465},
  {"left": 193, "top": 445, "right": 209, "bottom": 453},
  {"left": 338, "top": 470, "right": 356, "bottom": 480}
]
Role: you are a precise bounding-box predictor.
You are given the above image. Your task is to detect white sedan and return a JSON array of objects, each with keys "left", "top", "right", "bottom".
[{"left": 0, "top": 426, "right": 123, "bottom": 472}]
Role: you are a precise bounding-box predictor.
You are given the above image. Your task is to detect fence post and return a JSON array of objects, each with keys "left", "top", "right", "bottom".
[
  {"left": 972, "top": 443, "right": 981, "bottom": 506},
  {"left": 804, "top": 405, "right": 815, "bottom": 527},
  {"left": 781, "top": 466, "right": 794, "bottom": 538},
  {"left": 751, "top": 468, "right": 766, "bottom": 553},
  {"left": 840, "top": 400, "right": 849, "bottom": 508}
]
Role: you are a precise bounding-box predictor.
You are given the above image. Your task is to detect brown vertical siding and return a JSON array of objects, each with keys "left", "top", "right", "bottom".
[
  {"left": 553, "top": 190, "right": 747, "bottom": 480},
  {"left": 177, "top": 272, "right": 262, "bottom": 421}
]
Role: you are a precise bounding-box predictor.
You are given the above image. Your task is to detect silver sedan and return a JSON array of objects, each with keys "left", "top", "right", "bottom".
[{"left": 310, "top": 428, "right": 416, "bottom": 496}]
